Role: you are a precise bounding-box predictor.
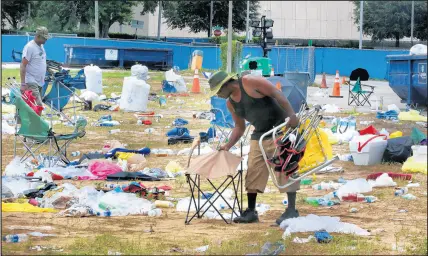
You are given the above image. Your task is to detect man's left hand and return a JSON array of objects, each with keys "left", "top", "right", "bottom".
[{"left": 287, "top": 114, "right": 299, "bottom": 128}]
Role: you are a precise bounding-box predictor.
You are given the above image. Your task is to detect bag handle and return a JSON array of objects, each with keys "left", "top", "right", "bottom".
[
  {"left": 338, "top": 119, "right": 349, "bottom": 134},
  {"left": 357, "top": 135, "right": 387, "bottom": 152}
]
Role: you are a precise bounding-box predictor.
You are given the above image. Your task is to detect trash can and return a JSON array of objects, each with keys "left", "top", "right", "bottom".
[
  {"left": 191, "top": 50, "right": 203, "bottom": 70},
  {"left": 386, "top": 54, "right": 427, "bottom": 106},
  {"left": 239, "top": 57, "right": 273, "bottom": 77},
  {"left": 267, "top": 72, "right": 310, "bottom": 113}
]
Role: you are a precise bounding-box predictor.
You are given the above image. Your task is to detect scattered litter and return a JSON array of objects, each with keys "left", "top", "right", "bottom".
[
  {"left": 314, "top": 230, "right": 333, "bottom": 243},
  {"left": 360, "top": 121, "right": 374, "bottom": 125},
  {"left": 280, "top": 214, "right": 370, "bottom": 238},
  {"left": 108, "top": 250, "right": 122, "bottom": 255},
  {"left": 7, "top": 226, "right": 53, "bottom": 231},
  {"left": 2, "top": 234, "right": 28, "bottom": 243},
  {"left": 292, "top": 235, "right": 315, "bottom": 244},
  {"left": 368, "top": 173, "right": 397, "bottom": 187},
  {"left": 322, "top": 104, "right": 341, "bottom": 113},
  {"left": 248, "top": 241, "right": 285, "bottom": 255},
  {"left": 194, "top": 245, "right": 209, "bottom": 253},
  {"left": 398, "top": 110, "right": 426, "bottom": 122},
  {"left": 349, "top": 208, "right": 358, "bottom": 213},
  {"left": 28, "top": 232, "right": 56, "bottom": 237},
  {"left": 336, "top": 178, "right": 372, "bottom": 200},
  {"left": 338, "top": 154, "right": 353, "bottom": 161},
  {"left": 406, "top": 183, "right": 420, "bottom": 188},
  {"left": 398, "top": 209, "right": 408, "bottom": 213},
  {"left": 402, "top": 194, "right": 417, "bottom": 200}
]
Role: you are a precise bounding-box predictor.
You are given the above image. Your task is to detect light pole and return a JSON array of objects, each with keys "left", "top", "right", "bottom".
[
  {"left": 209, "top": 1, "right": 214, "bottom": 37},
  {"left": 246, "top": 1, "right": 250, "bottom": 43},
  {"left": 359, "top": 1, "right": 363, "bottom": 49},
  {"left": 227, "top": 1, "right": 233, "bottom": 73},
  {"left": 95, "top": 1, "right": 99, "bottom": 38},
  {"left": 411, "top": 1, "right": 414, "bottom": 46},
  {"left": 157, "top": 1, "right": 162, "bottom": 40}
]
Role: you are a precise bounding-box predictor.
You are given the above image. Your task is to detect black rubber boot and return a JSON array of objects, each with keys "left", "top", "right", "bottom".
[
  {"left": 275, "top": 208, "right": 299, "bottom": 226},
  {"left": 233, "top": 208, "right": 259, "bottom": 224}
]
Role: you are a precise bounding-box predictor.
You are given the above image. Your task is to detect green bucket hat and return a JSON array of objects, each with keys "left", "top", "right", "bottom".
[
  {"left": 35, "top": 26, "right": 50, "bottom": 40},
  {"left": 208, "top": 71, "right": 237, "bottom": 97}
]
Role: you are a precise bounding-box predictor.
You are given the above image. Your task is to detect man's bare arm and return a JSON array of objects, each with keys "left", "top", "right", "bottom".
[
  {"left": 222, "top": 100, "right": 246, "bottom": 150},
  {"left": 20, "top": 57, "right": 29, "bottom": 85}
]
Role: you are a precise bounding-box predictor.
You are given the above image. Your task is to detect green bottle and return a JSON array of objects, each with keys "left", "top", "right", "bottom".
[
  {"left": 331, "top": 125, "right": 337, "bottom": 133},
  {"left": 305, "top": 197, "right": 319, "bottom": 206},
  {"left": 300, "top": 178, "right": 313, "bottom": 185}
]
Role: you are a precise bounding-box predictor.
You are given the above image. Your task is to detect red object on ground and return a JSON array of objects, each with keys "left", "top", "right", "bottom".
[
  {"left": 51, "top": 173, "right": 64, "bottom": 180},
  {"left": 23, "top": 90, "right": 43, "bottom": 116},
  {"left": 136, "top": 111, "right": 155, "bottom": 117},
  {"left": 167, "top": 93, "right": 190, "bottom": 97},
  {"left": 26, "top": 172, "right": 35, "bottom": 177},
  {"left": 359, "top": 125, "right": 379, "bottom": 135},
  {"left": 143, "top": 120, "right": 152, "bottom": 125},
  {"left": 157, "top": 185, "right": 172, "bottom": 191},
  {"left": 367, "top": 172, "right": 412, "bottom": 181},
  {"left": 342, "top": 194, "right": 365, "bottom": 202},
  {"left": 28, "top": 199, "right": 39, "bottom": 206}
]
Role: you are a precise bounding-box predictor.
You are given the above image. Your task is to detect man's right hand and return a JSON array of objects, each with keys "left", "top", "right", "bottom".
[
  {"left": 20, "top": 83, "right": 28, "bottom": 92},
  {"left": 219, "top": 144, "right": 231, "bottom": 151}
]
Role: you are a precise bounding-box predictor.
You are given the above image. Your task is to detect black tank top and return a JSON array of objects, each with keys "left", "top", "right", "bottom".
[{"left": 229, "top": 78, "right": 287, "bottom": 140}]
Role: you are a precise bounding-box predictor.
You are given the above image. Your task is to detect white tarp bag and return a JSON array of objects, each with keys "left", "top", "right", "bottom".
[
  {"left": 120, "top": 65, "right": 151, "bottom": 112},
  {"left": 165, "top": 69, "right": 187, "bottom": 92}
]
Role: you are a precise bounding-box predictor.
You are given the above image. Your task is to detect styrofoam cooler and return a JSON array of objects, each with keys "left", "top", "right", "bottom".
[{"left": 349, "top": 135, "right": 388, "bottom": 165}]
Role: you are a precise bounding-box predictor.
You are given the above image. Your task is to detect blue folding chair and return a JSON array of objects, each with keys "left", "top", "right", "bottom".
[{"left": 210, "top": 96, "right": 251, "bottom": 149}]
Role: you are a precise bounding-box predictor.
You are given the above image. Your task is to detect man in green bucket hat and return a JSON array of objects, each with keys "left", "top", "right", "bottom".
[{"left": 208, "top": 71, "right": 300, "bottom": 225}]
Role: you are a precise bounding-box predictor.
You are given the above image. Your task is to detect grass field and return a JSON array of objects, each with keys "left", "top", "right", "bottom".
[{"left": 1, "top": 68, "right": 427, "bottom": 255}]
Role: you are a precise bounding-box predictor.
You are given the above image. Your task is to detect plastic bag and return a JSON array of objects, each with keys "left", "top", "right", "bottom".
[
  {"left": 87, "top": 160, "right": 123, "bottom": 180},
  {"left": 2, "top": 120, "right": 15, "bottom": 134},
  {"left": 165, "top": 161, "right": 183, "bottom": 173},
  {"left": 80, "top": 90, "right": 99, "bottom": 102},
  {"left": 335, "top": 178, "right": 372, "bottom": 200},
  {"left": 409, "top": 44, "right": 427, "bottom": 55},
  {"left": 368, "top": 173, "right": 397, "bottom": 187},
  {"left": 398, "top": 110, "right": 426, "bottom": 122},
  {"left": 322, "top": 128, "right": 339, "bottom": 145},
  {"left": 2, "top": 184, "right": 14, "bottom": 199},
  {"left": 299, "top": 128, "right": 334, "bottom": 173},
  {"left": 4, "top": 157, "right": 30, "bottom": 176},
  {"left": 402, "top": 157, "right": 427, "bottom": 175},
  {"left": 382, "top": 136, "right": 413, "bottom": 163},
  {"left": 131, "top": 64, "right": 150, "bottom": 81},
  {"left": 390, "top": 131, "right": 403, "bottom": 139},
  {"left": 2, "top": 202, "right": 58, "bottom": 213},
  {"left": 411, "top": 127, "right": 426, "bottom": 145}
]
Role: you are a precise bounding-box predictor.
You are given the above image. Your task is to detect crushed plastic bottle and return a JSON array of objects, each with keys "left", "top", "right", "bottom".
[
  {"left": 109, "top": 129, "right": 120, "bottom": 134},
  {"left": 3, "top": 234, "right": 28, "bottom": 243},
  {"left": 394, "top": 187, "right": 408, "bottom": 196},
  {"left": 402, "top": 194, "right": 417, "bottom": 200},
  {"left": 364, "top": 196, "right": 377, "bottom": 203},
  {"left": 147, "top": 208, "right": 162, "bottom": 217}
]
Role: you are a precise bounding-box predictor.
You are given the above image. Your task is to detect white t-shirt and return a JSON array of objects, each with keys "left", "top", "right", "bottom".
[{"left": 22, "top": 40, "right": 47, "bottom": 87}]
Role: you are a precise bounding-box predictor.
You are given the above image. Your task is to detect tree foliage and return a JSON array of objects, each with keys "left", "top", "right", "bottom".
[
  {"left": 1, "top": 0, "right": 28, "bottom": 30},
  {"left": 353, "top": 1, "right": 428, "bottom": 47},
  {"left": 147, "top": 1, "right": 259, "bottom": 37}
]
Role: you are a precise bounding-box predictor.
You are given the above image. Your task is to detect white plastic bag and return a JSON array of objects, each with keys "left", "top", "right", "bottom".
[
  {"left": 336, "top": 178, "right": 372, "bottom": 200},
  {"left": 410, "top": 44, "right": 427, "bottom": 55},
  {"left": 131, "top": 64, "right": 150, "bottom": 81}
]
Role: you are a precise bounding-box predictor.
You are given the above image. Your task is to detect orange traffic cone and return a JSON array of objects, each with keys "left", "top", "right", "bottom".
[
  {"left": 342, "top": 76, "right": 346, "bottom": 86},
  {"left": 276, "top": 81, "right": 282, "bottom": 91},
  {"left": 320, "top": 73, "right": 328, "bottom": 88},
  {"left": 191, "top": 69, "right": 201, "bottom": 93},
  {"left": 270, "top": 68, "right": 274, "bottom": 77},
  {"left": 329, "top": 70, "right": 343, "bottom": 98}
]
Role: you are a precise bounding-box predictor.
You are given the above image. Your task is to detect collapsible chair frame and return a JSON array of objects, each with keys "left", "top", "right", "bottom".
[
  {"left": 210, "top": 107, "right": 251, "bottom": 150},
  {"left": 5, "top": 82, "right": 86, "bottom": 167},
  {"left": 185, "top": 143, "right": 244, "bottom": 225},
  {"left": 346, "top": 68, "right": 375, "bottom": 107},
  {"left": 259, "top": 104, "right": 339, "bottom": 189}
]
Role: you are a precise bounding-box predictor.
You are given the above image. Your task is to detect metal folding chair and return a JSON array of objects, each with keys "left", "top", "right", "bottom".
[
  {"left": 6, "top": 83, "right": 87, "bottom": 167},
  {"left": 259, "top": 104, "right": 339, "bottom": 189},
  {"left": 184, "top": 143, "right": 244, "bottom": 225},
  {"left": 346, "top": 68, "right": 375, "bottom": 107}
]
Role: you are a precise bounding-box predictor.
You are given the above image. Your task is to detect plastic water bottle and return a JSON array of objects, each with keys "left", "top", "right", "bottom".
[
  {"left": 379, "top": 128, "right": 390, "bottom": 138},
  {"left": 300, "top": 178, "right": 312, "bottom": 185},
  {"left": 305, "top": 197, "right": 319, "bottom": 206},
  {"left": 364, "top": 196, "right": 377, "bottom": 203},
  {"left": 402, "top": 194, "right": 417, "bottom": 200},
  {"left": 71, "top": 151, "right": 80, "bottom": 157},
  {"left": 3, "top": 234, "right": 28, "bottom": 243},
  {"left": 97, "top": 209, "right": 112, "bottom": 217},
  {"left": 282, "top": 197, "right": 288, "bottom": 206},
  {"left": 109, "top": 129, "right": 120, "bottom": 134},
  {"left": 394, "top": 187, "right": 408, "bottom": 197},
  {"left": 154, "top": 200, "right": 174, "bottom": 208},
  {"left": 322, "top": 192, "right": 337, "bottom": 201}
]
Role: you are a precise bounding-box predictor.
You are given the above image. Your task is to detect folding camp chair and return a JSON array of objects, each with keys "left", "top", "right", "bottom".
[
  {"left": 7, "top": 85, "right": 87, "bottom": 167},
  {"left": 259, "top": 104, "right": 339, "bottom": 189},
  {"left": 346, "top": 68, "right": 375, "bottom": 107},
  {"left": 184, "top": 142, "right": 244, "bottom": 224},
  {"left": 210, "top": 96, "right": 251, "bottom": 150}
]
